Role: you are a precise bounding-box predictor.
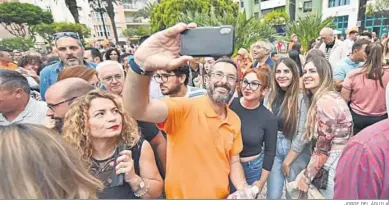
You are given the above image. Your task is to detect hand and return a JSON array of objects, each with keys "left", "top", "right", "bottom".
[
  {"left": 134, "top": 22, "right": 196, "bottom": 72},
  {"left": 114, "top": 150, "right": 136, "bottom": 182},
  {"left": 297, "top": 176, "right": 309, "bottom": 192},
  {"left": 282, "top": 162, "right": 290, "bottom": 177},
  {"left": 43, "top": 116, "right": 56, "bottom": 129},
  {"left": 20, "top": 67, "right": 38, "bottom": 78},
  {"left": 227, "top": 186, "right": 256, "bottom": 199}
]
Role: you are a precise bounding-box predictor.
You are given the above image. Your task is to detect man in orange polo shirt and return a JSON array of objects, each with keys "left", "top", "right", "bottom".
[
  {"left": 123, "top": 23, "right": 257, "bottom": 199},
  {"left": 0, "top": 49, "right": 17, "bottom": 71}
]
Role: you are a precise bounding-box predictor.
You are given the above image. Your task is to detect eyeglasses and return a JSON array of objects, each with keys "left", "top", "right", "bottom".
[
  {"left": 241, "top": 79, "right": 262, "bottom": 91},
  {"left": 47, "top": 96, "right": 79, "bottom": 112},
  {"left": 53, "top": 32, "right": 80, "bottom": 41},
  {"left": 211, "top": 71, "right": 237, "bottom": 83},
  {"left": 153, "top": 74, "right": 176, "bottom": 83},
  {"left": 102, "top": 74, "right": 123, "bottom": 83}
]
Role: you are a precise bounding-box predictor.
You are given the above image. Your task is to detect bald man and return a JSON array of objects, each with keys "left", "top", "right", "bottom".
[
  {"left": 318, "top": 27, "right": 349, "bottom": 67},
  {"left": 96, "top": 60, "right": 125, "bottom": 96},
  {"left": 44, "top": 77, "right": 95, "bottom": 132}
]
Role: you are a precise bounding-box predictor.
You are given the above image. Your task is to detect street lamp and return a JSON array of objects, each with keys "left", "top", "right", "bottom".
[{"left": 90, "top": 0, "right": 109, "bottom": 39}]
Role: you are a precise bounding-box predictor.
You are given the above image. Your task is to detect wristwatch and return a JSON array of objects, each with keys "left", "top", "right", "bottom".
[{"left": 133, "top": 179, "right": 145, "bottom": 193}]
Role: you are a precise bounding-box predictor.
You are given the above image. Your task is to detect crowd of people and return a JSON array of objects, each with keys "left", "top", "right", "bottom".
[{"left": 0, "top": 22, "right": 388, "bottom": 199}]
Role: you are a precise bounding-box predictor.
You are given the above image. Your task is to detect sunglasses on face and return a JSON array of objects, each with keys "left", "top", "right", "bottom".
[{"left": 53, "top": 32, "right": 80, "bottom": 41}]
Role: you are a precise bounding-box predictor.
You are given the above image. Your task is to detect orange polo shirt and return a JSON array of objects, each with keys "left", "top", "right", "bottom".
[
  {"left": 0, "top": 62, "right": 17, "bottom": 70},
  {"left": 157, "top": 95, "right": 243, "bottom": 199}
]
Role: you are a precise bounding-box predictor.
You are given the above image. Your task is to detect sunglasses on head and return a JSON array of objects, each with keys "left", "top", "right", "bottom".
[{"left": 53, "top": 32, "right": 80, "bottom": 41}]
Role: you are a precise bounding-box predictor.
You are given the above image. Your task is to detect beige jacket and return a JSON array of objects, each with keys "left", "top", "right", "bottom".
[{"left": 319, "top": 39, "right": 349, "bottom": 68}]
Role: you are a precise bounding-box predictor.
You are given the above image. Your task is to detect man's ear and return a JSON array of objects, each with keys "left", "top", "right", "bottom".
[
  {"left": 94, "top": 57, "right": 101, "bottom": 63},
  {"left": 179, "top": 74, "right": 186, "bottom": 84}
]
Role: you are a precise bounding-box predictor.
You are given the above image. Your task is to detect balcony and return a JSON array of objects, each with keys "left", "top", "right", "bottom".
[{"left": 123, "top": 3, "right": 141, "bottom": 12}]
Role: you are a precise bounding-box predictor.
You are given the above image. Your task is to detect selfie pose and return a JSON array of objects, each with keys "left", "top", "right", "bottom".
[
  {"left": 296, "top": 56, "right": 352, "bottom": 199},
  {"left": 63, "top": 90, "right": 163, "bottom": 199}
]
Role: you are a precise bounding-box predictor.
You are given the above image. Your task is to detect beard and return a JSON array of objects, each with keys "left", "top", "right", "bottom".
[
  {"left": 207, "top": 82, "right": 235, "bottom": 105},
  {"left": 161, "top": 84, "right": 181, "bottom": 96},
  {"left": 64, "top": 57, "right": 82, "bottom": 66}
]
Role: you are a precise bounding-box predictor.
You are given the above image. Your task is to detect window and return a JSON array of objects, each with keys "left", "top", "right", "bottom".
[
  {"left": 261, "top": 8, "right": 272, "bottom": 16},
  {"left": 240, "top": 1, "right": 244, "bottom": 8},
  {"left": 333, "top": 15, "right": 349, "bottom": 36},
  {"left": 303, "top": 1, "right": 312, "bottom": 12},
  {"left": 328, "top": 0, "right": 350, "bottom": 8},
  {"left": 254, "top": 12, "right": 259, "bottom": 19},
  {"left": 254, "top": 0, "right": 259, "bottom": 4}
]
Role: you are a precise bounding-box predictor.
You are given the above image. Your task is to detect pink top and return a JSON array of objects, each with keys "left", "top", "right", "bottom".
[{"left": 343, "top": 67, "right": 389, "bottom": 116}]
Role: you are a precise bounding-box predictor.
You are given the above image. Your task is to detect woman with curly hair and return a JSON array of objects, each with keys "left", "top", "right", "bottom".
[
  {"left": 0, "top": 124, "right": 103, "bottom": 199},
  {"left": 105, "top": 48, "right": 121, "bottom": 61},
  {"left": 62, "top": 90, "right": 163, "bottom": 199}
]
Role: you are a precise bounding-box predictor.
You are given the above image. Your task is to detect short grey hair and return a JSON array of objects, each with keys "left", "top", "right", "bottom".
[
  {"left": 0, "top": 69, "right": 31, "bottom": 95},
  {"left": 96, "top": 60, "right": 124, "bottom": 76}
]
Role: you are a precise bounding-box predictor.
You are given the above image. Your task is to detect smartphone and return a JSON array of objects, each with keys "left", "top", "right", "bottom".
[
  {"left": 180, "top": 25, "right": 235, "bottom": 57},
  {"left": 110, "top": 145, "right": 126, "bottom": 188}
]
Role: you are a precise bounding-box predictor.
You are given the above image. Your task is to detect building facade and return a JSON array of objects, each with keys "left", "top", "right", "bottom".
[
  {"left": 286, "top": 0, "right": 322, "bottom": 20},
  {"left": 239, "top": 0, "right": 286, "bottom": 19},
  {"left": 321, "top": 0, "right": 358, "bottom": 36}
]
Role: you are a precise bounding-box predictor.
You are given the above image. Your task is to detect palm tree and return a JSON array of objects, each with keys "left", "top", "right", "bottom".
[
  {"left": 179, "top": 8, "right": 281, "bottom": 55},
  {"left": 134, "top": 2, "right": 156, "bottom": 19},
  {"left": 65, "top": 0, "right": 80, "bottom": 23},
  {"left": 286, "top": 13, "right": 335, "bottom": 52}
]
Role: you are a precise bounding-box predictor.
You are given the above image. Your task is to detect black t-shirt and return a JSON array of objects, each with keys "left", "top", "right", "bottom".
[
  {"left": 230, "top": 98, "right": 278, "bottom": 171},
  {"left": 90, "top": 140, "right": 143, "bottom": 199},
  {"left": 137, "top": 121, "right": 159, "bottom": 142},
  {"left": 271, "top": 90, "right": 286, "bottom": 132}
]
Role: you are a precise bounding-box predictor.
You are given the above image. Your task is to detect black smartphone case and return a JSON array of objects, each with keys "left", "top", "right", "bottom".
[
  {"left": 180, "top": 25, "right": 235, "bottom": 57},
  {"left": 110, "top": 145, "right": 126, "bottom": 188}
]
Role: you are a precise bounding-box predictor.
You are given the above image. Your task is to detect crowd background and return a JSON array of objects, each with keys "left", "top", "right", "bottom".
[{"left": 0, "top": 23, "right": 388, "bottom": 199}]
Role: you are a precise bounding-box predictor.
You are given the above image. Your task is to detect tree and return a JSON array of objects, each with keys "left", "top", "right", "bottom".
[
  {"left": 65, "top": 0, "right": 80, "bottom": 23},
  {"left": 0, "top": 2, "right": 53, "bottom": 38},
  {"left": 0, "top": 37, "right": 34, "bottom": 51},
  {"left": 35, "top": 22, "right": 91, "bottom": 44},
  {"left": 179, "top": 8, "right": 280, "bottom": 55},
  {"left": 122, "top": 26, "right": 151, "bottom": 39},
  {"left": 263, "top": 10, "right": 289, "bottom": 25},
  {"left": 134, "top": 1, "right": 156, "bottom": 19},
  {"left": 151, "top": 0, "right": 238, "bottom": 33},
  {"left": 286, "top": 13, "right": 335, "bottom": 52},
  {"left": 366, "top": 0, "right": 389, "bottom": 16}
]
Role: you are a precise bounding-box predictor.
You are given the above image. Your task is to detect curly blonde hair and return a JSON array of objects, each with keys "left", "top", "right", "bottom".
[{"left": 62, "top": 90, "right": 140, "bottom": 165}]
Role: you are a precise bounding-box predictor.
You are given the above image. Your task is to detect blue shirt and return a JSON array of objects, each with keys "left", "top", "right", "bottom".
[
  {"left": 252, "top": 57, "right": 274, "bottom": 70},
  {"left": 39, "top": 61, "right": 96, "bottom": 101},
  {"left": 333, "top": 57, "right": 363, "bottom": 81}
]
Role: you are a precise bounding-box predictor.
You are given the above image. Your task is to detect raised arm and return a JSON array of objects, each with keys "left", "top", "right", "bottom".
[{"left": 122, "top": 23, "right": 195, "bottom": 123}]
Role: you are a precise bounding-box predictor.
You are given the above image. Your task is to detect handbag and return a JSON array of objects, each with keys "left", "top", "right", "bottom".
[{"left": 311, "top": 154, "right": 339, "bottom": 190}]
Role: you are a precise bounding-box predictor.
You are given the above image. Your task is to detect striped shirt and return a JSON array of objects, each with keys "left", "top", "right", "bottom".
[
  {"left": 0, "top": 97, "right": 48, "bottom": 126},
  {"left": 334, "top": 118, "right": 389, "bottom": 199},
  {"left": 185, "top": 86, "right": 207, "bottom": 98}
]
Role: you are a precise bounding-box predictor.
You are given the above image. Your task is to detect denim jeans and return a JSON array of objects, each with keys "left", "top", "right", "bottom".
[
  {"left": 230, "top": 154, "right": 264, "bottom": 193},
  {"left": 266, "top": 134, "right": 291, "bottom": 199},
  {"left": 319, "top": 150, "right": 342, "bottom": 199}
]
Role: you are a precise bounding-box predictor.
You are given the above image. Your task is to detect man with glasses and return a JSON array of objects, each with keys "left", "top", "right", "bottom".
[
  {"left": 252, "top": 40, "right": 274, "bottom": 69},
  {"left": 123, "top": 23, "right": 256, "bottom": 199},
  {"left": 39, "top": 32, "right": 97, "bottom": 101},
  {"left": 44, "top": 78, "right": 94, "bottom": 133},
  {"left": 0, "top": 70, "right": 47, "bottom": 126},
  {"left": 318, "top": 27, "right": 348, "bottom": 67},
  {"left": 154, "top": 64, "right": 206, "bottom": 98},
  {"left": 96, "top": 60, "right": 125, "bottom": 96}
]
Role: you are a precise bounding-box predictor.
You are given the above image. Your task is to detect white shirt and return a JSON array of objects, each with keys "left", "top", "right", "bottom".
[
  {"left": 344, "top": 38, "right": 354, "bottom": 54},
  {"left": 0, "top": 97, "right": 48, "bottom": 126}
]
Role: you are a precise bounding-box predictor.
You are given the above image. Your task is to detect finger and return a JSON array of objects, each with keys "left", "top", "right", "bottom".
[
  {"left": 187, "top": 22, "right": 197, "bottom": 29},
  {"left": 163, "top": 22, "right": 188, "bottom": 38},
  {"left": 119, "top": 150, "right": 132, "bottom": 157},
  {"left": 166, "top": 56, "right": 193, "bottom": 70},
  {"left": 115, "top": 161, "right": 132, "bottom": 170}
]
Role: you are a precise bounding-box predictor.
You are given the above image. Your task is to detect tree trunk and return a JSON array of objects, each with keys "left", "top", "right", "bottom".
[
  {"left": 357, "top": 0, "right": 367, "bottom": 32},
  {"left": 65, "top": 0, "right": 80, "bottom": 23},
  {"left": 106, "top": 0, "right": 119, "bottom": 43}
]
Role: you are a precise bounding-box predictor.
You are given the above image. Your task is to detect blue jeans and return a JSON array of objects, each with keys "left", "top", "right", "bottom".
[
  {"left": 267, "top": 134, "right": 291, "bottom": 199},
  {"left": 230, "top": 154, "right": 264, "bottom": 193}
]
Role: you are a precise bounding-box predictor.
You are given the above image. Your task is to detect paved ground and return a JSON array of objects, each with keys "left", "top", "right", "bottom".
[{"left": 257, "top": 182, "right": 286, "bottom": 199}]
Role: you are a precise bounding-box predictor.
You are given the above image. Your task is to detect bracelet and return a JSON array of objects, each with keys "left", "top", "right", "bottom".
[
  {"left": 129, "top": 58, "right": 154, "bottom": 76},
  {"left": 134, "top": 178, "right": 150, "bottom": 198}
]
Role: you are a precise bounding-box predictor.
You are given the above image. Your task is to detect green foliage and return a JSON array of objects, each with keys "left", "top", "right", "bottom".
[
  {"left": 122, "top": 26, "right": 151, "bottom": 39},
  {"left": 0, "top": 2, "right": 53, "bottom": 37},
  {"left": 365, "top": 0, "right": 389, "bottom": 16},
  {"left": 286, "top": 13, "right": 335, "bottom": 52},
  {"left": 263, "top": 10, "right": 290, "bottom": 25},
  {"left": 150, "top": 0, "right": 238, "bottom": 33},
  {"left": 179, "top": 8, "right": 280, "bottom": 55},
  {"left": 134, "top": 1, "right": 156, "bottom": 19},
  {"left": 0, "top": 37, "right": 34, "bottom": 51},
  {"left": 35, "top": 22, "right": 91, "bottom": 44}
]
